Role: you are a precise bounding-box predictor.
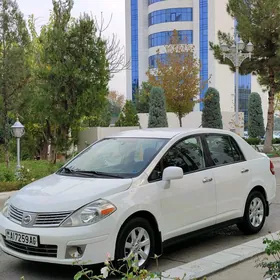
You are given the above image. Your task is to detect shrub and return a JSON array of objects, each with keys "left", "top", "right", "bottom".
[
  {"left": 244, "top": 137, "right": 261, "bottom": 145},
  {"left": 115, "top": 100, "right": 140, "bottom": 127},
  {"left": 17, "top": 166, "right": 35, "bottom": 187},
  {"left": 148, "top": 87, "right": 168, "bottom": 128},
  {"left": 272, "top": 138, "right": 280, "bottom": 144},
  {"left": 74, "top": 254, "right": 205, "bottom": 280},
  {"left": 0, "top": 182, "right": 21, "bottom": 192},
  {"left": 202, "top": 87, "right": 223, "bottom": 129},
  {"left": 257, "top": 233, "right": 280, "bottom": 279},
  {"left": 248, "top": 92, "right": 265, "bottom": 138},
  {"left": 0, "top": 168, "right": 16, "bottom": 182}
]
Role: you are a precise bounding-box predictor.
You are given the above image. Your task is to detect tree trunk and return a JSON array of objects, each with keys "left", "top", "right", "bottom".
[
  {"left": 178, "top": 114, "right": 182, "bottom": 127},
  {"left": 40, "top": 141, "right": 49, "bottom": 160},
  {"left": 263, "top": 70, "right": 276, "bottom": 153}
]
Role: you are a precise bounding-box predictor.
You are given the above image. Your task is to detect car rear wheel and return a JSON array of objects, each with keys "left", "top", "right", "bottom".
[
  {"left": 115, "top": 217, "right": 155, "bottom": 269},
  {"left": 237, "top": 191, "right": 266, "bottom": 234}
]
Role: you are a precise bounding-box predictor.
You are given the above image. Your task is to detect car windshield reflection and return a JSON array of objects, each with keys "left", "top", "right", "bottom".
[{"left": 58, "top": 137, "right": 168, "bottom": 178}]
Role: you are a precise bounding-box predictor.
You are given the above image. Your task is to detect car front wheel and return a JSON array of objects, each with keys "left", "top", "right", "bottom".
[
  {"left": 237, "top": 191, "right": 266, "bottom": 234},
  {"left": 115, "top": 217, "right": 155, "bottom": 269}
]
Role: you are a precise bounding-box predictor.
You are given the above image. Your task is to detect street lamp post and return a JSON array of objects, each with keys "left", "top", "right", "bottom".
[
  {"left": 220, "top": 33, "right": 254, "bottom": 133},
  {"left": 11, "top": 118, "right": 25, "bottom": 171}
]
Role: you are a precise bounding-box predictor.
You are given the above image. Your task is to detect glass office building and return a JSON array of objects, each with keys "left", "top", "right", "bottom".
[{"left": 125, "top": 0, "right": 266, "bottom": 119}]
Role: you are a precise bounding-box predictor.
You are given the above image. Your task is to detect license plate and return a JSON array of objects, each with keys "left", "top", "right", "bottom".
[{"left": 5, "top": 230, "right": 38, "bottom": 247}]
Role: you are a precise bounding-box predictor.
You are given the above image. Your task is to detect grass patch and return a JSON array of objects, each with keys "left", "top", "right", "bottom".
[{"left": 0, "top": 160, "right": 63, "bottom": 192}]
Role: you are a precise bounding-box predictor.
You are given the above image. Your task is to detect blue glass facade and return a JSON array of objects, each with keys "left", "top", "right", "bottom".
[
  {"left": 199, "top": 0, "right": 208, "bottom": 111},
  {"left": 148, "top": 8, "right": 193, "bottom": 26},
  {"left": 234, "top": 19, "right": 251, "bottom": 128},
  {"left": 131, "top": 0, "right": 139, "bottom": 99},
  {"left": 149, "top": 53, "right": 167, "bottom": 68},
  {"left": 148, "top": 0, "right": 164, "bottom": 5},
  {"left": 149, "top": 52, "right": 190, "bottom": 68},
  {"left": 149, "top": 30, "right": 193, "bottom": 48}
]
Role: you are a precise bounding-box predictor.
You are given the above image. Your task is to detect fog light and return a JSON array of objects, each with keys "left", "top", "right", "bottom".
[{"left": 66, "top": 245, "right": 86, "bottom": 259}]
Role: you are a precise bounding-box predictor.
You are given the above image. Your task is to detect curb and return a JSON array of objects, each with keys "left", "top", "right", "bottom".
[
  {"left": 159, "top": 231, "right": 279, "bottom": 280},
  {"left": 271, "top": 157, "right": 280, "bottom": 163}
]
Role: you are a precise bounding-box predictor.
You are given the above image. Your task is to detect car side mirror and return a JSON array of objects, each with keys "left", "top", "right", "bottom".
[{"left": 162, "top": 166, "right": 184, "bottom": 182}]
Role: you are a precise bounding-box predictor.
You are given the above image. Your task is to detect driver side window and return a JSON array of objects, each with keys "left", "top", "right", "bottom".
[{"left": 149, "top": 136, "right": 205, "bottom": 182}]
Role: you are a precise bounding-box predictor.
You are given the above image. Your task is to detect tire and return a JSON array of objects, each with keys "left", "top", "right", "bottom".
[
  {"left": 115, "top": 217, "right": 155, "bottom": 270},
  {"left": 237, "top": 191, "right": 266, "bottom": 235}
]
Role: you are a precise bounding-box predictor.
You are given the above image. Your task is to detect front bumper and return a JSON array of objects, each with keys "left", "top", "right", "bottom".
[{"left": 0, "top": 214, "right": 116, "bottom": 265}]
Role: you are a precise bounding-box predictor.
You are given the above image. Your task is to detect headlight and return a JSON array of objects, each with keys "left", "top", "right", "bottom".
[
  {"left": 1, "top": 201, "right": 10, "bottom": 218},
  {"left": 61, "top": 199, "right": 116, "bottom": 227}
]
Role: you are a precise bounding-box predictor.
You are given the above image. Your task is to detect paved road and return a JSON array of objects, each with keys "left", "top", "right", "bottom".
[{"left": 1, "top": 163, "right": 280, "bottom": 280}]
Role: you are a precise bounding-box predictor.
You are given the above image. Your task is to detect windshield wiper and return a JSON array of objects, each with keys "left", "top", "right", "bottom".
[
  {"left": 60, "top": 167, "right": 76, "bottom": 174},
  {"left": 73, "top": 170, "right": 125, "bottom": 179}
]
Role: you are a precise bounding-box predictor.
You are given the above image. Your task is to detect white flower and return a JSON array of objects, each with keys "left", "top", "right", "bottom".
[
  {"left": 101, "top": 266, "right": 109, "bottom": 278},
  {"left": 27, "top": 169, "right": 30, "bottom": 173}
]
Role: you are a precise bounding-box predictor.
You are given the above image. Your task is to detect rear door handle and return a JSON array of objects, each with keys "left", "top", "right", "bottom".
[
  {"left": 241, "top": 169, "right": 249, "bottom": 173},
  {"left": 203, "top": 177, "right": 213, "bottom": 183}
]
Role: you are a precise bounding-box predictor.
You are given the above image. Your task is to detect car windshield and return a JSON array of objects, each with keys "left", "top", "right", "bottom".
[{"left": 59, "top": 137, "right": 168, "bottom": 178}]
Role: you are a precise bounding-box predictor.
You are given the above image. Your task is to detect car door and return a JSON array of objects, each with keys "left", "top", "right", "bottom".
[
  {"left": 204, "top": 133, "right": 251, "bottom": 223},
  {"left": 148, "top": 135, "right": 216, "bottom": 240}
]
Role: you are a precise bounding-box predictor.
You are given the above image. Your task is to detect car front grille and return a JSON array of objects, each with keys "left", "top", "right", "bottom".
[
  {"left": 3, "top": 237, "right": 57, "bottom": 258},
  {"left": 8, "top": 205, "right": 72, "bottom": 227},
  {"left": 35, "top": 212, "right": 71, "bottom": 226},
  {"left": 9, "top": 205, "right": 23, "bottom": 224}
]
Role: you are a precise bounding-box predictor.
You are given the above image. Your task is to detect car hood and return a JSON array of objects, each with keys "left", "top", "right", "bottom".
[{"left": 9, "top": 174, "right": 132, "bottom": 212}]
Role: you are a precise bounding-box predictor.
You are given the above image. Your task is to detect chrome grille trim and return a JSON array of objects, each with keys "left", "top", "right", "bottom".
[
  {"left": 8, "top": 205, "right": 72, "bottom": 227},
  {"left": 8, "top": 205, "right": 23, "bottom": 224},
  {"left": 35, "top": 211, "right": 71, "bottom": 226}
]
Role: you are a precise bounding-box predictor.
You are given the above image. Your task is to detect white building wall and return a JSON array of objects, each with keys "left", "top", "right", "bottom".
[{"left": 208, "top": 0, "right": 235, "bottom": 112}]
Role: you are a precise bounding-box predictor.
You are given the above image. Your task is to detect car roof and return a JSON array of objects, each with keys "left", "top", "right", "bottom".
[{"left": 107, "top": 128, "right": 234, "bottom": 139}]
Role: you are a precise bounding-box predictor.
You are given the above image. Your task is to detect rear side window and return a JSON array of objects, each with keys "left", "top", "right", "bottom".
[{"left": 205, "top": 134, "right": 245, "bottom": 166}]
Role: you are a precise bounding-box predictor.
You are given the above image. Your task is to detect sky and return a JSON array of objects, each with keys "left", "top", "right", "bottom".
[{"left": 17, "top": 0, "right": 126, "bottom": 96}]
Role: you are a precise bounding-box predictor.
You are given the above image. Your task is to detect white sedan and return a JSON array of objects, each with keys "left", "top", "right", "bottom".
[{"left": 0, "top": 128, "right": 277, "bottom": 268}]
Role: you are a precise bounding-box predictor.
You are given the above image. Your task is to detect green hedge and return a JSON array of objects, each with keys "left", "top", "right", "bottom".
[
  {"left": 0, "top": 182, "right": 22, "bottom": 192},
  {"left": 244, "top": 138, "right": 261, "bottom": 145}
]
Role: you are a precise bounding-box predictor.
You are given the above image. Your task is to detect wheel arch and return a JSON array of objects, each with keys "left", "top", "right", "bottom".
[
  {"left": 116, "top": 210, "right": 163, "bottom": 256},
  {"left": 245, "top": 185, "right": 269, "bottom": 216}
]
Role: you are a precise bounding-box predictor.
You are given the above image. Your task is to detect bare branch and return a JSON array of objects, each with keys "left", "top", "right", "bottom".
[{"left": 94, "top": 12, "right": 130, "bottom": 77}]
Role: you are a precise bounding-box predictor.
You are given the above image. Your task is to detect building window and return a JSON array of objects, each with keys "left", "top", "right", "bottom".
[
  {"left": 149, "top": 53, "right": 168, "bottom": 68},
  {"left": 148, "top": 30, "right": 193, "bottom": 48},
  {"left": 148, "top": 8, "right": 193, "bottom": 26},
  {"left": 148, "top": 0, "right": 164, "bottom": 5},
  {"left": 199, "top": 0, "right": 208, "bottom": 111},
  {"left": 149, "top": 52, "right": 190, "bottom": 68},
  {"left": 131, "top": 0, "right": 139, "bottom": 99}
]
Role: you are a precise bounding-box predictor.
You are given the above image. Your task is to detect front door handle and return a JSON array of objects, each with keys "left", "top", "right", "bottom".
[
  {"left": 241, "top": 168, "right": 249, "bottom": 173},
  {"left": 203, "top": 177, "right": 213, "bottom": 183}
]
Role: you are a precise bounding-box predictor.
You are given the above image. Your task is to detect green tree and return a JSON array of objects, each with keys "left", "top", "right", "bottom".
[
  {"left": 147, "top": 30, "right": 206, "bottom": 127},
  {"left": 202, "top": 87, "right": 223, "bottom": 129},
  {"left": 0, "top": 0, "right": 30, "bottom": 166},
  {"left": 115, "top": 100, "right": 139, "bottom": 127},
  {"left": 81, "top": 100, "right": 112, "bottom": 127},
  {"left": 248, "top": 92, "right": 265, "bottom": 138},
  {"left": 34, "top": 0, "right": 109, "bottom": 162},
  {"left": 134, "top": 82, "right": 152, "bottom": 113},
  {"left": 148, "top": 87, "right": 168, "bottom": 128},
  {"left": 209, "top": 0, "right": 280, "bottom": 152}
]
